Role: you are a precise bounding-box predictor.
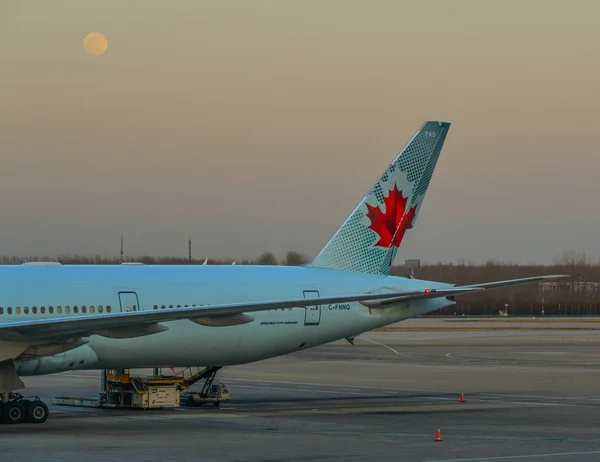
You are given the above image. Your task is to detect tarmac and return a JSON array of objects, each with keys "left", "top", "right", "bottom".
[{"left": 3, "top": 317, "right": 600, "bottom": 462}]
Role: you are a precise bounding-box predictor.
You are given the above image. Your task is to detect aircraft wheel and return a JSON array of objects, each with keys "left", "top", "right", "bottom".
[
  {"left": 4, "top": 401, "right": 26, "bottom": 424},
  {"left": 19, "top": 399, "right": 31, "bottom": 409},
  {"left": 27, "top": 401, "right": 49, "bottom": 424},
  {"left": 213, "top": 401, "right": 220, "bottom": 407}
]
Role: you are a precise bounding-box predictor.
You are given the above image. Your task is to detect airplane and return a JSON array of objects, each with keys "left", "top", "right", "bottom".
[{"left": 0, "top": 120, "right": 566, "bottom": 424}]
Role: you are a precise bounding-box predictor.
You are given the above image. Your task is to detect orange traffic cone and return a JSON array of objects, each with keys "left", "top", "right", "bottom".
[
  {"left": 460, "top": 393, "right": 465, "bottom": 403},
  {"left": 434, "top": 427, "right": 443, "bottom": 442}
]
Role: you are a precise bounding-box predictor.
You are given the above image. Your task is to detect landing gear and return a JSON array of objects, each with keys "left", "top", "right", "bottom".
[
  {"left": 4, "top": 401, "right": 26, "bottom": 424},
  {"left": 0, "top": 393, "right": 49, "bottom": 424},
  {"left": 0, "top": 359, "right": 47, "bottom": 424},
  {"left": 27, "top": 401, "right": 49, "bottom": 424}
]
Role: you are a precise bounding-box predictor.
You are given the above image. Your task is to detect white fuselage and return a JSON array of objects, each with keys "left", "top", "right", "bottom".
[{"left": 0, "top": 265, "right": 454, "bottom": 376}]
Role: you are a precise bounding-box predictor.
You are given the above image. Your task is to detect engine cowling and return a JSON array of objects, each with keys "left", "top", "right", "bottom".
[
  {"left": 19, "top": 337, "right": 90, "bottom": 359},
  {"left": 15, "top": 344, "right": 99, "bottom": 376}
]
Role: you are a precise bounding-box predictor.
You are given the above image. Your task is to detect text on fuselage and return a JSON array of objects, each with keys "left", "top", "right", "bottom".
[{"left": 328, "top": 303, "right": 351, "bottom": 311}]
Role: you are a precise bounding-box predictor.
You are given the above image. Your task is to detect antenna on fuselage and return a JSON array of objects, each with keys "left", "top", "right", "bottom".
[{"left": 120, "top": 234, "right": 124, "bottom": 263}]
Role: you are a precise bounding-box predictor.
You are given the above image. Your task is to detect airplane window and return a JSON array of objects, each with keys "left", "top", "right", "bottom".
[
  {"left": 177, "top": 305, "right": 181, "bottom": 308},
  {"left": 106, "top": 305, "right": 111, "bottom": 313},
  {"left": 153, "top": 305, "right": 158, "bottom": 310},
  {"left": 161, "top": 305, "right": 166, "bottom": 309},
  {"left": 73, "top": 306, "right": 79, "bottom": 313},
  {"left": 98, "top": 305, "right": 104, "bottom": 313},
  {"left": 169, "top": 305, "right": 173, "bottom": 309},
  {"left": 7, "top": 307, "right": 12, "bottom": 315},
  {"left": 32, "top": 306, "right": 38, "bottom": 314},
  {"left": 40, "top": 306, "right": 46, "bottom": 314},
  {"left": 24, "top": 307, "right": 29, "bottom": 314},
  {"left": 82, "top": 306, "right": 87, "bottom": 313},
  {"left": 57, "top": 306, "right": 62, "bottom": 314},
  {"left": 16, "top": 307, "right": 21, "bottom": 315},
  {"left": 0, "top": 307, "right": 3, "bottom": 315},
  {"left": 49, "top": 306, "right": 54, "bottom": 314},
  {"left": 90, "top": 306, "right": 95, "bottom": 314},
  {"left": 184, "top": 304, "right": 189, "bottom": 307},
  {"left": 65, "top": 306, "right": 70, "bottom": 314}
]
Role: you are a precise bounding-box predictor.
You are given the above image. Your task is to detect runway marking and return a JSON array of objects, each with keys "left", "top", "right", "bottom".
[
  {"left": 425, "top": 449, "right": 600, "bottom": 461},
  {"left": 365, "top": 338, "right": 410, "bottom": 356},
  {"left": 232, "top": 384, "right": 393, "bottom": 397},
  {"left": 233, "top": 383, "right": 469, "bottom": 402},
  {"left": 501, "top": 399, "right": 600, "bottom": 408},
  {"left": 225, "top": 378, "right": 600, "bottom": 407},
  {"left": 480, "top": 392, "right": 600, "bottom": 402},
  {"left": 513, "top": 351, "right": 568, "bottom": 355},
  {"left": 230, "top": 383, "right": 549, "bottom": 405},
  {"left": 221, "top": 377, "right": 505, "bottom": 396},
  {"left": 54, "top": 374, "right": 600, "bottom": 407}
]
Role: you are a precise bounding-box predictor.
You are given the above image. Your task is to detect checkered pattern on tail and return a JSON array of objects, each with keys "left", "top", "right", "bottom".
[{"left": 308, "top": 121, "right": 450, "bottom": 275}]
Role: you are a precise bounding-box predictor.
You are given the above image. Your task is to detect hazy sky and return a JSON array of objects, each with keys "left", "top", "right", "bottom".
[{"left": 1, "top": 1, "right": 599, "bottom": 264}]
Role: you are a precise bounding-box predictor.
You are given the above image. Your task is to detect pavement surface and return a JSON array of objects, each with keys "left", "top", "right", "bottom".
[{"left": 3, "top": 318, "right": 600, "bottom": 462}]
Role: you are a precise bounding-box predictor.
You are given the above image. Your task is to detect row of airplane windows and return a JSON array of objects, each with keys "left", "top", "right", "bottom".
[
  {"left": 152, "top": 305, "right": 293, "bottom": 311},
  {"left": 0, "top": 304, "right": 199, "bottom": 316},
  {"left": 0, "top": 304, "right": 196, "bottom": 315},
  {"left": 0, "top": 304, "right": 294, "bottom": 316},
  {"left": 0, "top": 305, "right": 113, "bottom": 315},
  {"left": 153, "top": 305, "right": 197, "bottom": 309}
]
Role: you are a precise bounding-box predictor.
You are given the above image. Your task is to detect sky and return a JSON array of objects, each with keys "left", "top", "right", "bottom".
[{"left": 1, "top": 1, "right": 599, "bottom": 265}]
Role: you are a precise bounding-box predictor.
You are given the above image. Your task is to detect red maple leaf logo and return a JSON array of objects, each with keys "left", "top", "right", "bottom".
[{"left": 366, "top": 185, "right": 417, "bottom": 248}]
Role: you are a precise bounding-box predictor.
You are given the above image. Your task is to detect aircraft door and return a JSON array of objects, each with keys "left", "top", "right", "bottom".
[
  {"left": 303, "top": 290, "right": 321, "bottom": 325},
  {"left": 118, "top": 292, "right": 140, "bottom": 312}
]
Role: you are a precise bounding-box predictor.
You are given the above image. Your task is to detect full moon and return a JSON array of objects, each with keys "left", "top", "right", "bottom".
[{"left": 83, "top": 32, "right": 108, "bottom": 56}]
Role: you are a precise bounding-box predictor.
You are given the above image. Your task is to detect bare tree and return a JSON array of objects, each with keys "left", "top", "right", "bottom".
[
  {"left": 281, "top": 251, "right": 308, "bottom": 266},
  {"left": 553, "top": 250, "right": 588, "bottom": 267},
  {"left": 254, "top": 252, "right": 278, "bottom": 266}
]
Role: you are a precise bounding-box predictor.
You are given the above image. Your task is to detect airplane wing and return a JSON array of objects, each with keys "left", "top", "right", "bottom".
[
  {"left": 0, "top": 274, "right": 568, "bottom": 342},
  {"left": 0, "top": 287, "right": 482, "bottom": 342},
  {"left": 361, "top": 274, "right": 569, "bottom": 307}
]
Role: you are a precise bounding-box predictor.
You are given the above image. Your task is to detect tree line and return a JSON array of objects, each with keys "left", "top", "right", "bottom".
[
  {"left": 2, "top": 250, "right": 598, "bottom": 316},
  {"left": 391, "top": 252, "right": 600, "bottom": 316}
]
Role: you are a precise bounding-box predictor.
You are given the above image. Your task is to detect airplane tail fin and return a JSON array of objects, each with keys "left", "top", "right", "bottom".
[{"left": 308, "top": 121, "right": 451, "bottom": 275}]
